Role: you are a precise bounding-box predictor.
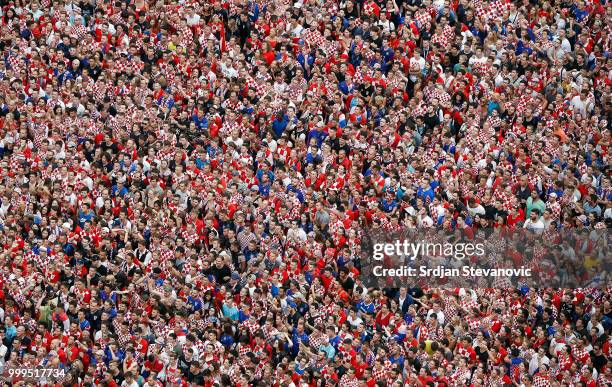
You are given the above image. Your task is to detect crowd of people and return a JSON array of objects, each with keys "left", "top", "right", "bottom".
[{"left": 0, "top": 0, "right": 610, "bottom": 385}]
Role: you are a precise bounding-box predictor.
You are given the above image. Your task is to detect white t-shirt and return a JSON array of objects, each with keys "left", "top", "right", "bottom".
[
  {"left": 410, "top": 56, "right": 426, "bottom": 71},
  {"left": 523, "top": 218, "right": 545, "bottom": 233},
  {"left": 0, "top": 344, "right": 6, "bottom": 372},
  {"left": 570, "top": 95, "right": 587, "bottom": 116},
  {"left": 426, "top": 309, "right": 445, "bottom": 325},
  {"left": 347, "top": 315, "right": 363, "bottom": 329},
  {"left": 528, "top": 354, "right": 549, "bottom": 375},
  {"left": 288, "top": 23, "right": 304, "bottom": 37},
  {"left": 186, "top": 14, "right": 201, "bottom": 27},
  {"left": 560, "top": 38, "right": 571, "bottom": 53}
]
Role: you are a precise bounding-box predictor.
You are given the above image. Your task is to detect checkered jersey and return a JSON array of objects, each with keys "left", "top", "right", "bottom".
[
  {"left": 241, "top": 318, "right": 260, "bottom": 336},
  {"left": 413, "top": 9, "right": 433, "bottom": 30},
  {"left": 94, "top": 361, "right": 108, "bottom": 380},
  {"left": 362, "top": 1, "right": 379, "bottom": 17},
  {"left": 425, "top": 87, "right": 452, "bottom": 108},
  {"left": 410, "top": 101, "right": 427, "bottom": 118},
  {"left": 486, "top": 114, "right": 502, "bottom": 128},
  {"left": 301, "top": 28, "right": 326, "bottom": 48},
  {"left": 431, "top": 26, "right": 455, "bottom": 50},
  {"left": 450, "top": 367, "right": 471, "bottom": 385},
  {"left": 371, "top": 365, "right": 388, "bottom": 382},
  {"left": 7, "top": 53, "right": 24, "bottom": 74},
  {"left": 339, "top": 374, "right": 359, "bottom": 387},
  {"left": 246, "top": 75, "right": 268, "bottom": 98},
  {"left": 571, "top": 345, "right": 590, "bottom": 364}
]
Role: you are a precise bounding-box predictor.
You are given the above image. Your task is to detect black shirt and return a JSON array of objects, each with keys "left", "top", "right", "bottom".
[
  {"left": 515, "top": 185, "right": 531, "bottom": 202},
  {"left": 424, "top": 112, "right": 441, "bottom": 130},
  {"left": 178, "top": 355, "right": 193, "bottom": 376},
  {"left": 210, "top": 264, "right": 231, "bottom": 284},
  {"left": 590, "top": 350, "right": 607, "bottom": 372},
  {"left": 87, "top": 308, "right": 103, "bottom": 331},
  {"left": 187, "top": 370, "right": 205, "bottom": 384}
]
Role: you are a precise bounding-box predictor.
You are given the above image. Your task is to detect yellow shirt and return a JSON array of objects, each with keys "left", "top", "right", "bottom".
[
  {"left": 584, "top": 255, "right": 599, "bottom": 271},
  {"left": 424, "top": 340, "right": 436, "bottom": 355}
]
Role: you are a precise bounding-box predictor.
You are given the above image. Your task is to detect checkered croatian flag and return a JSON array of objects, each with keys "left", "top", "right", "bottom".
[
  {"left": 533, "top": 373, "right": 550, "bottom": 387},
  {"left": 179, "top": 26, "right": 193, "bottom": 49},
  {"left": 488, "top": 0, "right": 510, "bottom": 21},
  {"left": 474, "top": 0, "right": 489, "bottom": 19},
  {"left": 70, "top": 23, "right": 90, "bottom": 40},
  {"left": 475, "top": 0, "right": 510, "bottom": 22},
  {"left": 110, "top": 12, "right": 124, "bottom": 25},
  {"left": 130, "top": 59, "right": 145, "bottom": 73}
]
